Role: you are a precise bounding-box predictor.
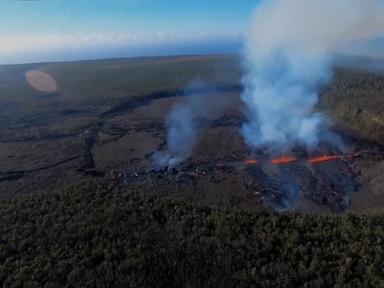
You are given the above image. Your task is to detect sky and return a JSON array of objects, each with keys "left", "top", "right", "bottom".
[{"left": 0, "top": 0, "right": 260, "bottom": 64}]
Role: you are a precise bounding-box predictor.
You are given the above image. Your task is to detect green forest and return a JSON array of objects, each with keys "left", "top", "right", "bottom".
[{"left": 1, "top": 180, "right": 384, "bottom": 288}]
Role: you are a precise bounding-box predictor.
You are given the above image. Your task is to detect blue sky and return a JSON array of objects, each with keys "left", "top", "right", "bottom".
[{"left": 0, "top": 0, "right": 260, "bottom": 64}]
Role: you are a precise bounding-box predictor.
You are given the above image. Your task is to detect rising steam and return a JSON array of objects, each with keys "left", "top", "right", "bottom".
[
  {"left": 242, "top": 0, "right": 384, "bottom": 150},
  {"left": 153, "top": 81, "right": 219, "bottom": 168},
  {"left": 153, "top": 104, "right": 197, "bottom": 167}
]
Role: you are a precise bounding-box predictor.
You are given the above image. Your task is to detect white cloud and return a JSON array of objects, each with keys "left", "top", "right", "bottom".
[
  {"left": 0, "top": 30, "right": 245, "bottom": 55},
  {"left": 0, "top": 33, "right": 142, "bottom": 54},
  {"left": 0, "top": 31, "right": 244, "bottom": 64}
]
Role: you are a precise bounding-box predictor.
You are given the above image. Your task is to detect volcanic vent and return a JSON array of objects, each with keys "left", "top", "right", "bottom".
[
  {"left": 242, "top": 145, "right": 362, "bottom": 212},
  {"left": 121, "top": 115, "right": 384, "bottom": 213}
]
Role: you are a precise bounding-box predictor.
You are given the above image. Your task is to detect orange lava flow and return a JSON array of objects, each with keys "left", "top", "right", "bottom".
[
  {"left": 244, "top": 153, "right": 358, "bottom": 166},
  {"left": 245, "top": 159, "right": 258, "bottom": 165},
  {"left": 307, "top": 155, "right": 340, "bottom": 164},
  {"left": 271, "top": 156, "right": 297, "bottom": 165}
]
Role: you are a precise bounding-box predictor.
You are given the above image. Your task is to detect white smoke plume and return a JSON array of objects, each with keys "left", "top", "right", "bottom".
[
  {"left": 242, "top": 0, "right": 384, "bottom": 150},
  {"left": 154, "top": 104, "right": 197, "bottom": 168},
  {"left": 153, "top": 80, "right": 220, "bottom": 168}
]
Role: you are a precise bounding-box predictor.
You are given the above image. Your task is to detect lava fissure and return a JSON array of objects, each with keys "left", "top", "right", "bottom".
[
  {"left": 307, "top": 155, "right": 341, "bottom": 164},
  {"left": 245, "top": 153, "right": 360, "bottom": 166},
  {"left": 271, "top": 156, "right": 297, "bottom": 165}
]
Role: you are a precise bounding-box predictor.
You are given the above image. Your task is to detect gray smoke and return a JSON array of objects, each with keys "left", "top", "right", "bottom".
[
  {"left": 242, "top": 0, "right": 384, "bottom": 151},
  {"left": 154, "top": 104, "right": 197, "bottom": 167},
  {"left": 153, "top": 81, "right": 221, "bottom": 167}
]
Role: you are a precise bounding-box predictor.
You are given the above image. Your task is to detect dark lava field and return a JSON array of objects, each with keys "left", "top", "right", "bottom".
[{"left": 1, "top": 55, "right": 384, "bottom": 213}]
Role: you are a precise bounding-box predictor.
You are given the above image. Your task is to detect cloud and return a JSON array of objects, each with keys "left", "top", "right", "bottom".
[
  {"left": 0, "top": 31, "right": 244, "bottom": 64},
  {"left": 0, "top": 33, "right": 139, "bottom": 54},
  {"left": 0, "top": 31, "right": 242, "bottom": 54}
]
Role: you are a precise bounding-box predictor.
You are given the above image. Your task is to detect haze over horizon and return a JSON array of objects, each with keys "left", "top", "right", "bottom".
[
  {"left": 0, "top": 0, "right": 261, "bottom": 64},
  {"left": 2, "top": 0, "right": 384, "bottom": 65}
]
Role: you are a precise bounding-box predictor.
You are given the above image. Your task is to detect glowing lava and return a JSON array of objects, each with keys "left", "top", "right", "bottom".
[
  {"left": 271, "top": 156, "right": 297, "bottom": 165},
  {"left": 245, "top": 159, "right": 258, "bottom": 165},
  {"left": 244, "top": 153, "right": 360, "bottom": 166},
  {"left": 307, "top": 155, "right": 340, "bottom": 164},
  {"left": 244, "top": 156, "right": 297, "bottom": 165}
]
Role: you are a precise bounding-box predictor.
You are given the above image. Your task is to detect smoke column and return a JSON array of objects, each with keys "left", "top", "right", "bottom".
[
  {"left": 153, "top": 80, "right": 220, "bottom": 168},
  {"left": 242, "top": 0, "right": 384, "bottom": 150},
  {"left": 154, "top": 104, "right": 197, "bottom": 167}
]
